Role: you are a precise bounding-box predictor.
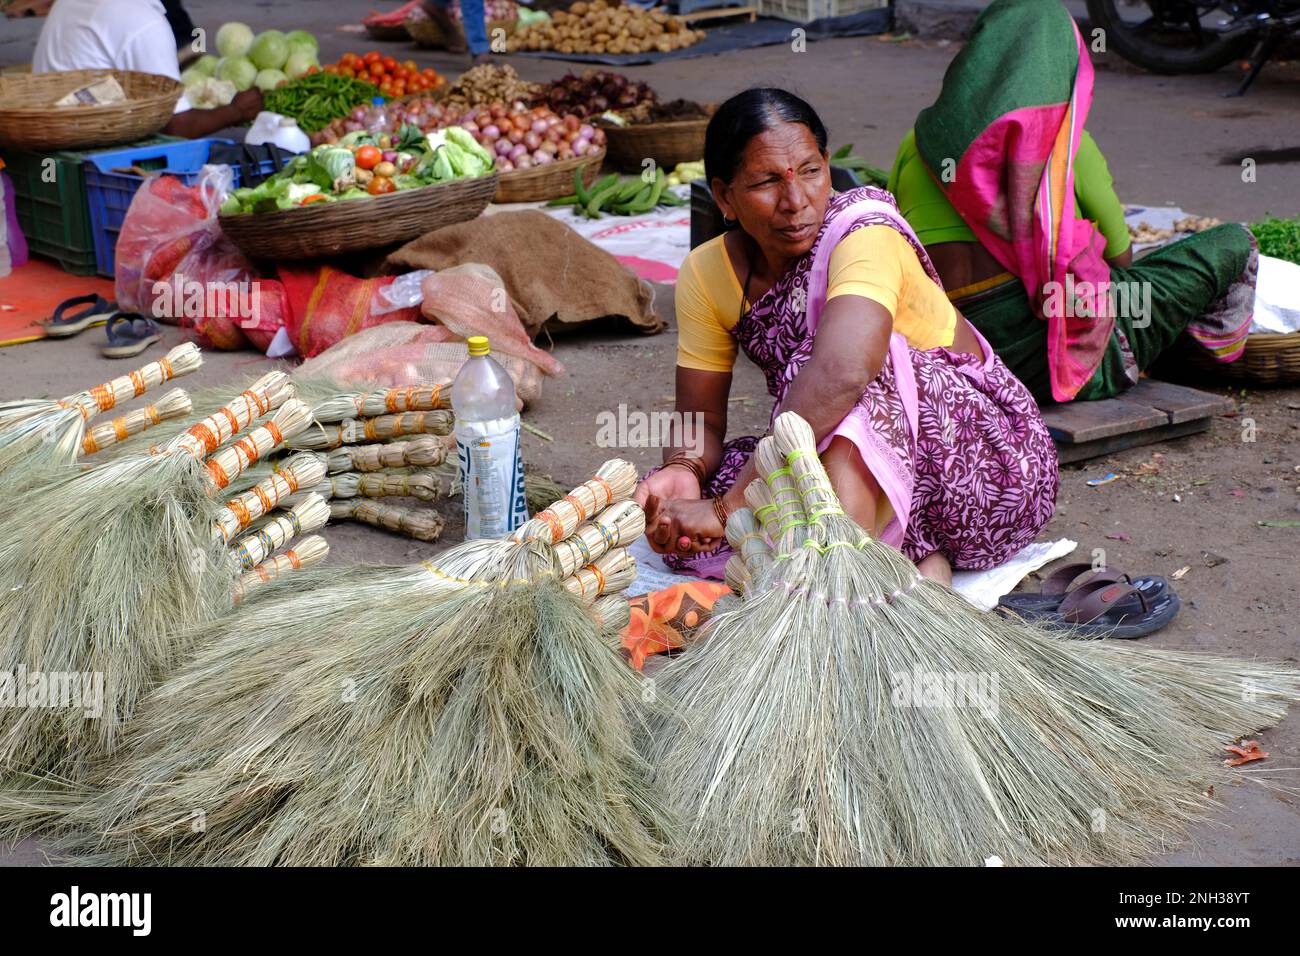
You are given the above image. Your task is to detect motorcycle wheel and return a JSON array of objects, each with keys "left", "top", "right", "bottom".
[{"left": 1085, "top": 0, "right": 1255, "bottom": 73}]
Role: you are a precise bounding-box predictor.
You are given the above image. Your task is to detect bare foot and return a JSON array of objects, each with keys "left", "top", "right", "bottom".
[{"left": 916, "top": 551, "right": 952, "bottom": 587}]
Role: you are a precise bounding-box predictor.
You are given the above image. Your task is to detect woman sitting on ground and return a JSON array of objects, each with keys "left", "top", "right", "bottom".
[
  {"left": 635, "top": 88, "right": 1060, "bottom": 586},
  {"left": 887, "top": 0, "right": 1257, "bottom": 405}
]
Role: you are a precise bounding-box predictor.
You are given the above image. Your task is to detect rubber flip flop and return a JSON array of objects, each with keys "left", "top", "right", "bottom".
[
  {"left": 101, "top": 313, "right": 161, "bottom": 359},
  {"left": 42, "top": 294, "right": 117, "bottom": 338},
  {"left": 999, "top": 562, "right": 1169, "bottom": 620},
  {"left": 1003, "top": 575, "right": 1181, "bottom": 640}
]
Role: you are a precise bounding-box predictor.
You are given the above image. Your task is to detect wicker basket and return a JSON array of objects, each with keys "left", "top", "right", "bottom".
[
  {"left": 406, "top": 15, "right": 517, "bottom": 49},
  {"left": 0, "top": 70, "right": 182, "bottom": 151},
  {"left": 219, "top": 172, "right": 500, "bottom": 260},
  {"left": 493, "top": 148, "right": 604, "bottom": 203},
  {"left": 1171, "top": 331, "right": 1300, "bottom": 386},
  {"left": 601, "top": 106, "right": 714, "bottom": 172}
]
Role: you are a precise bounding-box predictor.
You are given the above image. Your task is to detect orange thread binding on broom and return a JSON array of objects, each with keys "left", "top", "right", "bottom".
[
  {"left": 364, "top": 418, "right": 378, "bottom": 441},
  {"left": 228, "top": 498, "right": 252, "bottom": 528},
  {"left": 145, "top": 403, "right": 161, "bottom": 425},
  {"left": 255, "top": 564, "right": 273, "bottom": 583},
  {"left": 207, "top": 459, "right": 232, "bottom": 489},
  {"left": 82, "top": 434, "right": 100, "bottom": 454},
  {"left": 593, "top": 476, "right": 613, "bottom": 507},
  {"left": 113, "top": 417, "right": 130, "bottom": 441},
  {"left": 563, "top": 493, "right": 589, "bottom": 523},
  {"left": 220, "top": 406, "right": 241, "bottom": 433},
  {"left": 159, "top": 356, "right": 174, "bottom": 381},
  {"left": 188, "top": 422, "right": 220, "bottom": 454},
  {"left": 286, "top": 548, "right": 302, "bottom": 570},
  {"left": 129, "top": 370, "right": 146, "bottom": 396},
  {"left": 537, "top": 508, "right": 564, "bottom": 542},
  {"left": 91, "top": 384, "right": 115, "bottom": 412}
]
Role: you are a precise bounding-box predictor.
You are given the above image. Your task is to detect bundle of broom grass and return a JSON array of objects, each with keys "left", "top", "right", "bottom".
[
  {"left": 0, "top": 373, "right": 313, "bottom": 777},
  {"left": 2, "top": 460, "right": 670, "bottom": 866},
  {"left": 0, "top": 343, "right": 202, "bottom": 492},
  {"left": 232, "top": 534, "right": 331, "bottom": 604},
  {"left": 649, "top": 411, "right": 1300, "bottom": 866}
]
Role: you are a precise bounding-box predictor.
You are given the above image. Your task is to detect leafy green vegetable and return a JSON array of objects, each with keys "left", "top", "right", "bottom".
[
  {"left": 307, "top": 146, "right": 356, "bottom": 192},
  {"left": 830, "top": 143, "right": 889, "bottom": 189},
  {"left": 1249, "top": 216, "right": 1300, "bottom": 266}
]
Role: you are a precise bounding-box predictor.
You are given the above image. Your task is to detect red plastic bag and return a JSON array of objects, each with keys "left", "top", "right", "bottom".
[
  {"left": 279, "top": 265, "right": 421, "bottom": 358},
  {"left": 114, "top": 168, "right": 262, "bottom": 350}
]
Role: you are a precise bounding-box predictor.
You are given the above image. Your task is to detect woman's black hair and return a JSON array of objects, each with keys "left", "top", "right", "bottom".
[{"left": 704, "top": 88, "right": 828, "bottom": 185}]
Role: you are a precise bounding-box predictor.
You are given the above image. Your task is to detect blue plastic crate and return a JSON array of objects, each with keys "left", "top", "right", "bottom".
[{"left": 83, "top": 138, "right": 277, "bottom": 278}]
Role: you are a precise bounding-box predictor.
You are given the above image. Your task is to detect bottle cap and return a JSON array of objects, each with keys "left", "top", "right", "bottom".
[
  {"left": 372, "top": 96, "right": 384, "bottom": 105},
  {"left": 466, "top": 335, "right": 490, "bottom": 357}
]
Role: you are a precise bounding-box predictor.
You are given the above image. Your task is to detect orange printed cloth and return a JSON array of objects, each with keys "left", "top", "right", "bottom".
[{"left": 620, "top": 581, "right": 731, "bottom": 671}]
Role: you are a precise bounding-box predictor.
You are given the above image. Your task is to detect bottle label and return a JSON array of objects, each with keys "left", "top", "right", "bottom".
[{"left": 455, "top": 414, "right": 527, "bottom": 539}]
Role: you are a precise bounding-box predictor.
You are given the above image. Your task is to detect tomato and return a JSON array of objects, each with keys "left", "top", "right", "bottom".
[
  {"left": 340, "top": 66, "right": 355, "bottom": 78},
  {"left": 341, "top": 52, "right": 358, "bottom": 66},
  {"left": 363, "top": 51, "right": 381, "bottom": 64},
  {"left": 323, "top": 64, "right": 339, "bottom": 74},
  {"left": 367, "top": 176, "right": 396, "bottom": 196},
  {"left": 298, "top": 193, "right": 329, "bottom": 206},
  {"left": 382, "top": 56, "right": 398, "bottom": 71},
  {"left": 368, "top": 61, "right": 385, "bottom": 77},
  {"left": 379, "top": 82, "right": 394, "bottom": 97},
  {"left": 305, "top": 65, "right": 319, "bottom": 74},
  {"left": 354, "top": 145, "right": 382, "bottom": 170},
  {"left": 391, "top": 81, "right": 406, "bottom": 96}
]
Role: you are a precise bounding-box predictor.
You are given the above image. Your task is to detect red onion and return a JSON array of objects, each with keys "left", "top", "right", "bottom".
[
  {"left": 494, "top": 138, "right": 511, "bottom": 156},
  {"left": 515, "top": 155, "right": 532, "bottom": 170},
  {"left": 497, "top": 158, "right": 514, "bottom": 172},
  {"left": 533, "top": 151, "right": 554, "bottom": 166},
  {"left": 461, "top": 120, "right": 479, "bottom": 134},
  {"left": 509, "top": 143, "right": 528, "bottom": 162},
  {"left": 578, "top": 124, "right": 594, "bottom": 139},
  {"left": 507, "top": 128, "right": 524, "bottom": 145},
  {"left": 573, "top": 137, "right": 591, "bottom": 156},
  {"left": 557, "top": 144, "right": 574, "bottom": 160},
  {"left": 524, "top": 131, "right": 541, "bottom": 151},
  {"left": 482, "top": 124, "right": 500, "bottom": 139}
]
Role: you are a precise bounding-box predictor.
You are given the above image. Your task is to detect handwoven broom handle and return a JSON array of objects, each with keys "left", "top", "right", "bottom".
[
  {"left": 552, "top": 500, "right": 646, "bottom": 579},
  {"left": 312, "top": 383, "right": 452, "bottom": 423},
  {"left": 563, "top": 547, "right": 637, "bottom": 605},
  {"left": 204, "top": 399, "right": 312, "bottom": 492},
  {"left": 232, "top": 534, "right": 329, "bottom": 603},
  {"left": 167, "top": 370, "right": 292, "bottom": 459},
  {"left": 286, "top": 410, "right": 454, "bottom": 451},
  {"left": 230, "top": 493, "right": 330, "bottom": 570},
  {"left": 354, "top": 470, "right": 442, "bottom": 502},
  {"left": 61, "top": 343, "right": 202, "bottom": 421},
  {"left": 81, "top": 388, "right": 191, "bottom": 455},
  {"left": 213, "top": 453, "right": 327, "bottom": 544},
  {"left": 514, "top": 459, "right": 638, "bottom": 545},
  {"left": 329, "top": 498, "right": 446, "bottom": 542},
  {"left": 326, "top": 436, "right": 449, "bottom": 473}
]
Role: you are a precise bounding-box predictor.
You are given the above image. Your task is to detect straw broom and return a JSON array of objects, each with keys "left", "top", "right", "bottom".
[
  {"left": 286, "top": 411, "right": 454, "bottom": 451},
  {"left": 80, "top": 388, "right": 193, "bottom": 457},
  {"left": 229, "top": 494, "right": 330, "bottom": 570},
  {"left": 6, "top": 459, "right": 671, "bottom": 866},
  {"left": 327, "top": 436, "right": 449, "bottom": 473},
  {"left": 329, "top": 498, "right": 446, "bottom": 541},
  {"left": 211, "top": 454, "right": 327, "bottom": 545},
  {"left": 649, "top": 411, "right": 1300, "bottom": 866},
  {"left": 0, "top": 343, "right": 201, "bottom": 491},
  {"left": 310, "top": 384, "right": 451, "bottom": 423},
  {"left": 0, "top": 380, "right": 310, "bottom": 775},
  {"left": 232, "top": 535, "right": 330, "bottom": 604}
]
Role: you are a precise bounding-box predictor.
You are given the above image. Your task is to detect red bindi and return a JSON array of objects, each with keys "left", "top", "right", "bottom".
[{"left": 784, "top": 167, "right": 795, "bottom": 180}]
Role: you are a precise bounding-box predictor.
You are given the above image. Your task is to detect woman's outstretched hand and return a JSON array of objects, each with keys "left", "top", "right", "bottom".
[
  {"left": 634, "top": 466, "right": 701, "bottom": 510},
  {"left": 643, "top": 495, "right": 724, "bottom": 556}
]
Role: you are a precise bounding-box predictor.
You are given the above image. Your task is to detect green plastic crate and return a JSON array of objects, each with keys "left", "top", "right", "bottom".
[{"left": 4, "top": 136, "right": 177, "bottom": 276}]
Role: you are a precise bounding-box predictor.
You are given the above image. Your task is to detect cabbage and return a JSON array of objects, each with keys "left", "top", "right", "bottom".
[
  {"left": 190, "top": 54, "right": 219, "bottom": 78},
  {"left": 283, "top": 51, "right": 317, "bottom": 80},
  {"left": 249, "top": 31, "right": 289, "bottom": 71},
  {"left": 215, "top": 22, "right": 254, "bottom": 58},
  {"left": 188, "top": 77, "right": 238, "bottom": 109},
  {"left": 285, "top": 30, "right": 318, "bottom": 56},
  {"left": 254, "top": 68, "right": 288, "bottom": 92},
  {"left": 216, "top": 55, "right": 258, "bottom": 91}
]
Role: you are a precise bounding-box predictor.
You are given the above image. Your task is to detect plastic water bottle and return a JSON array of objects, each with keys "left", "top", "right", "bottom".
[
  {"left": 452, "top": 336, "right": 528, "bottom": 539},
  {"left": 366, "top": 96, "right": 389, "bottom": 136}
]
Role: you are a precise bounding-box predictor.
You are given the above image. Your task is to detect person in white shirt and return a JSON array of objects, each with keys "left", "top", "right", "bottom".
[{"left": 32, "top": 0, "right": 262, "bottom": 139}]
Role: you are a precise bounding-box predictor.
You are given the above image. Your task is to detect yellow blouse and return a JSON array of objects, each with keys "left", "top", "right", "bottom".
[{"left": 676, "top": 225, "right": 958, "bottom": 374}]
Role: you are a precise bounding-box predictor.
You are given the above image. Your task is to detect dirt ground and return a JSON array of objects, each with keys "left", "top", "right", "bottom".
[{"left": 2, "top": 1, "right": 1299, "bottom": 865}]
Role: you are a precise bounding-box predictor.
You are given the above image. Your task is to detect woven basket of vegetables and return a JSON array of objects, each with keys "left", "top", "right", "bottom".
[
  {"left": 601, "top": 103, "right": 715, "bottom": 173},
  {"left": 219, "top": 127, "right": 500, "bottom": 259},
  {"left": 494, "top": 147, "right": 604, "bottom": 203},
  {"left": 0, "top": 70, "right": 182, "bottom": 151}
]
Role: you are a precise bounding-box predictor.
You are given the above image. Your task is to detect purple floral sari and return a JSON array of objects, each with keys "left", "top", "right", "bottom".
[{"left": 662, "top": 187, "right": 1060, "bottom": 579}]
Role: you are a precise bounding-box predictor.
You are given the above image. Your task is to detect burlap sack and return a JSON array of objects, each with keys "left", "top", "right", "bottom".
[{"left": 386, "top": 210, "right": 664, "bottom": 338}]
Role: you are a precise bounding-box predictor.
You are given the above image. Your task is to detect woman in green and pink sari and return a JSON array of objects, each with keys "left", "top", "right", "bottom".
[{"left": 887, "top": 0, "right": 1257, "bottom": 404}]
